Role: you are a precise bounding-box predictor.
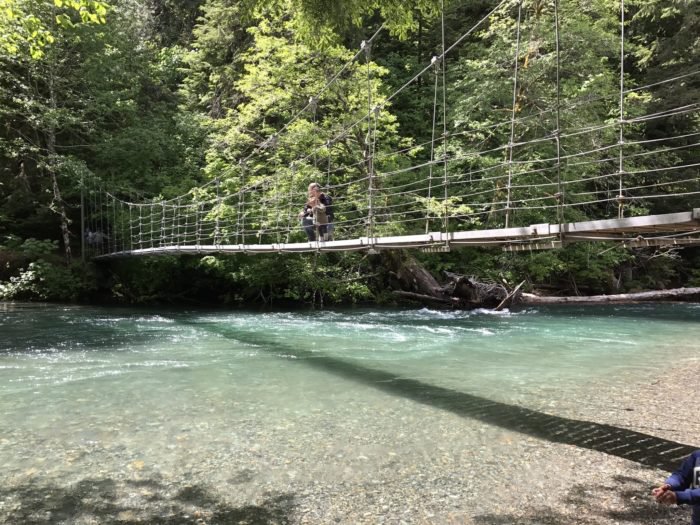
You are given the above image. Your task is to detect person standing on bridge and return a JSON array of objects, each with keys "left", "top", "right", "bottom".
[
  {"left": 652, "top": 449, "right": 700, "bottom": 524},
  {"left": 299, "top": 182, "right": 333, "bottom": 241}
]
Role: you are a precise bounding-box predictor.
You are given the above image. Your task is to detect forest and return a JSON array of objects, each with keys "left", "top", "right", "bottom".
[{"left": 0, "top": 0, "right": 698, "bottom": 305}]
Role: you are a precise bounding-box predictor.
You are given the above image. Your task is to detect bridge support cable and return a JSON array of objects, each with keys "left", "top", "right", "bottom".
[
  {"left": 159, "top": 201, "right": 165, "bottom": 248},
  {"left": 98, "top": 185, "right": 104, "bottom": 256},
  {"left": 362, "top": 38, "right": 377, "bottom": 253},
  {"left": 326, "top": 141, "right": 334, "bottom": 238},
  {"left": 285, "top": 163, "right": 296, "bottom": 244},
  {"left": 195, "top": 202, "right": 201, "bottom": 246},
  {"left": 214, "top": 179, "right": 221, "bottom": 246},
  {"left": 617, "top": 0, "right": 626, "bottom": 219},
  {"left": 151, "top": 203, "right": 157, "bottom": 248},
  {"left": 274, "top": 162, "right": 282, "bottom": 246},
  {"left": 110, "top": 193, "right": 116, "bottom": 254},
  {"left": 440, "top": 0, "right": 450, "bottom": 247},
  {"left": 553, "top": 0, "right": 565, "bottom": 242},
  {"left": 237, "top": 162, "right": 246, "bottom": 246},
  {"left": 425, "top": 56, "right": 440, "bottom": 235},
  {"left": 505, "top": 0, "right": 523, "bottom": 229}
]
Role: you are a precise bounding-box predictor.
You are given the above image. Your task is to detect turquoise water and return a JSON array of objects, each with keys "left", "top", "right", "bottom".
[
  {"left": 0, "top": 303, "right": 698, "bottom": 522},
  {"left": 2, "top": 303, "right": 698, "bottom": 409}
]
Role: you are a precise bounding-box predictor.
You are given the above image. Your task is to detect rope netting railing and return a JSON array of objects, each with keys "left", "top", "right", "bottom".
[{"left": 83, "top": 0, "right": 700, "bottom": 259}]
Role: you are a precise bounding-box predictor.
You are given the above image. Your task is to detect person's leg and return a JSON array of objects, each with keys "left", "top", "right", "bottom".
[
  {"left": 302, "top": 217, "right": 315, "bottom": 241},
  {"left": 692, "top": 505, "right": 700, "bottom": 525},
  {"left": 325, "top": 223, "right": 334, "bottom": 241}
]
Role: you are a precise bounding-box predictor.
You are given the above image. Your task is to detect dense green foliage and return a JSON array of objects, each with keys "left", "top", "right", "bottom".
[{"left": 0, "top": 0, "right": 698, "bottom": 304}]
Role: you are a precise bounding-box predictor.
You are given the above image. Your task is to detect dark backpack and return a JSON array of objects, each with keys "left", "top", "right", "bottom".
[{"left": 321, "top": 193, "right": 333, "bottom": 221}]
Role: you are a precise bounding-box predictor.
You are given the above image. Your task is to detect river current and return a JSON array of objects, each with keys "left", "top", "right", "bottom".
[{"left": 1, "top": 302, "right": 698, "bottom": 523}]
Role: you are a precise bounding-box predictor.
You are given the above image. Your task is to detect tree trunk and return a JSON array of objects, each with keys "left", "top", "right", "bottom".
[
  {"left": 47, "top": 63, "right": 72, "bottom": 263},
  {"left": 519, "top": 287, "right": 700, "bottom": 305}
]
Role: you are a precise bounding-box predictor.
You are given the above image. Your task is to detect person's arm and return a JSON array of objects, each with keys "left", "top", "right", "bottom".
[
  {"left": 654, "top": 451, "right": 700, "bottom": 505},
  {"left": 674, "top": 487, "right": 700, "bottom": 506},
  {"left": 666, "top": 451, "right": 700, "bottom": 491}
]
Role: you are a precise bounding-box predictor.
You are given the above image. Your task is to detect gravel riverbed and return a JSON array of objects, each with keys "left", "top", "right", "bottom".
[{"left": 1, "top": 360, "right": 698, "bottom": 525}]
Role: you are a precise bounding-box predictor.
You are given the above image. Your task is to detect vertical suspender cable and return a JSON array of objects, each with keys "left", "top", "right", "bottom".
[
  {"left": 237, "top": 165, "right": 245, "bottom": 246},
  {"left": 112, "top": 192, "right": 117, "bottom": 254},
  {"left": 98, "top": 185, "right": 104, "bottom": 255},
  {"left": 554, "top": 0, "right": 564, "bottom": 241},
  {"left": 505, "top": 0, "right": 523, "bottom": 228},
  {"left": 274, "top": 164, "right": 281, "bottom": 245},
  {"left": 363, "top": 39, "right": 376, "bottom": 251},
  {"left": 326, "top": 141, "right": 333, "bottom": 239},
  {"left": 440, "top": 0, "right": 450, "bottom": 242},
  {"left": 195, "top": 202, "right": 200, "bottom": 247},
  {"left": 617, "top": 0, "right": 626, "bottom": 219},
  {"left": 215, "top": 178, "right": 221, "bottom": 245},
  {"left": 174, "top": 197, "right": 180, "bottom": 247},
  {"left": 138, "top": 204, "right": 143, "bottom": 248},
  {"left": 91, "top": 181, "right": 98, "bottom": 256},
  {"left": 150, "top": 203, "right": 156, "bottom": 248},
  {"left": 286, "top": 163, "right": 296, "bottom": 244},
  {"left": 80, "top": 175, "right": 85, "bottom": 261},
  {"left": 160, "top": 201, "right": 166, "bottom": 248},
  {"left": 426, "top": 58, "right": 440, "bottom": 234},
  {"left": 122, "top": 202, "right": 127, "bottom": 252}
]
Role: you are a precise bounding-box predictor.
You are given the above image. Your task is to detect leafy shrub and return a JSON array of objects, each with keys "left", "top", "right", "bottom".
[{"left": 0, "top": 259, "right": 95, "bottom": 301}]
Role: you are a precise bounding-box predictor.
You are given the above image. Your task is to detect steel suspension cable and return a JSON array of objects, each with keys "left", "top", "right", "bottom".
[
  {"left": 363, "top": 39, "right": 376, "bottom": 250},
  {"left": 505, "top": 0, "right": 523, "bottom": 228},
  {"left": 617, "top": 0, "right": 626, "bottom": 218},
  {"left": 554, "top": 0, "right": 564, "bottom": 241},
  {"left": 440, "top": 0, "right": 449, "bottom": 241},
  {"left": 425, "top": 58, "right": 440, "bottom": 234}
]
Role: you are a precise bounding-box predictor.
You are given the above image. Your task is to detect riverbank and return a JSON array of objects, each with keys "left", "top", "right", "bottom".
[{"left": 2, "top": 367, "right": 697, "bottom": 524}]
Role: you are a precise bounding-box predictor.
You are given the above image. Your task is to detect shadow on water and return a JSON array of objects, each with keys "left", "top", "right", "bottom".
[
  {"left": 0, "top": 477, "right": 295, "bottom": 524},
  {"left": 207, "top": 325, "right": 698, "bottom": 473}
]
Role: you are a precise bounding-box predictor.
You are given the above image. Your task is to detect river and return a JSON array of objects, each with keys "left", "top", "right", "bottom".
[{"left": 1, "top": 302, "right": 698, "bottom": 524}]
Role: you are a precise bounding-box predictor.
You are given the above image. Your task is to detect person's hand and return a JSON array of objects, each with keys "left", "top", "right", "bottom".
[
  {"left": 652, "top": 483, "right": 671, "bottom": 500},
  {"left": 652, "top": 485, "right": 677, "bottom": 505},
  {"left": 658, "top": 490, "right": 677, "bottom": 505}
]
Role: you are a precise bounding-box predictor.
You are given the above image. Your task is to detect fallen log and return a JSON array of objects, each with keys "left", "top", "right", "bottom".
[
  {"left": 519, "top": 287, "right": 700, "bottom": 305},
  {"left": 384, "top": 251, "right": 508, "bottom": 308}
]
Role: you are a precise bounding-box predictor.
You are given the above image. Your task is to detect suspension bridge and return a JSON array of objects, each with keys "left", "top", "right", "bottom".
[{"left": 85, "top": 0, "right": 700, "bottom": 260}]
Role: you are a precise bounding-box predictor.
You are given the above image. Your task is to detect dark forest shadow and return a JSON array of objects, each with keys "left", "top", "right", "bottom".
[{"left": 0, "top": 477, "right": 295, "bottom": 524}]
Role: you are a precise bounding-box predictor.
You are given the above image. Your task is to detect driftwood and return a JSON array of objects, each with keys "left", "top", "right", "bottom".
[
  {"left": 520, "top": 287, "right": 700, "bottom": 305},
  {"left": 494, "top": 280, "right": 526, "bottom": 311},
  {"left": 384, "top": 251, "right": 508, "bottom": 308},
  {"left": 382, "top": 251, "right": 700, "bottom": 309}
]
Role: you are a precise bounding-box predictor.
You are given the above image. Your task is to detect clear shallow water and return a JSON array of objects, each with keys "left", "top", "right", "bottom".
[
  {"left": 1, "top": 302, "right": 699, "bottom": 430},
  {"left": 0, "top": 302, "right": 699, "bottom": 522}
]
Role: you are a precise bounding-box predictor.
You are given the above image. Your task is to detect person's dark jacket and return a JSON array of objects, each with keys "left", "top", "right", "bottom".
[{"left": 666, "top": 450, "right": 700, "bottom": 524}]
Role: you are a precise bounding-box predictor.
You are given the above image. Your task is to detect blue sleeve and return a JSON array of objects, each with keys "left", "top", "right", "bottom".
[
  {"left": 675, "top": 488, "right": 700, "bottom": 505},
  {"left": 666, "top": 451, "right": 700, "bottom": 491}
]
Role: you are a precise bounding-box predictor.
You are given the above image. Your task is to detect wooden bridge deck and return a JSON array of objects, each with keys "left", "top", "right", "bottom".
[{"left": 94, "top": 209, "right": 700, "bottom": 259}]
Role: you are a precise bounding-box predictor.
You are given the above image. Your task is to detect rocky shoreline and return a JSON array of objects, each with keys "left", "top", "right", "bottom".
[{"left": 1, "top": 360, "right": 698, "bottom": 524}]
